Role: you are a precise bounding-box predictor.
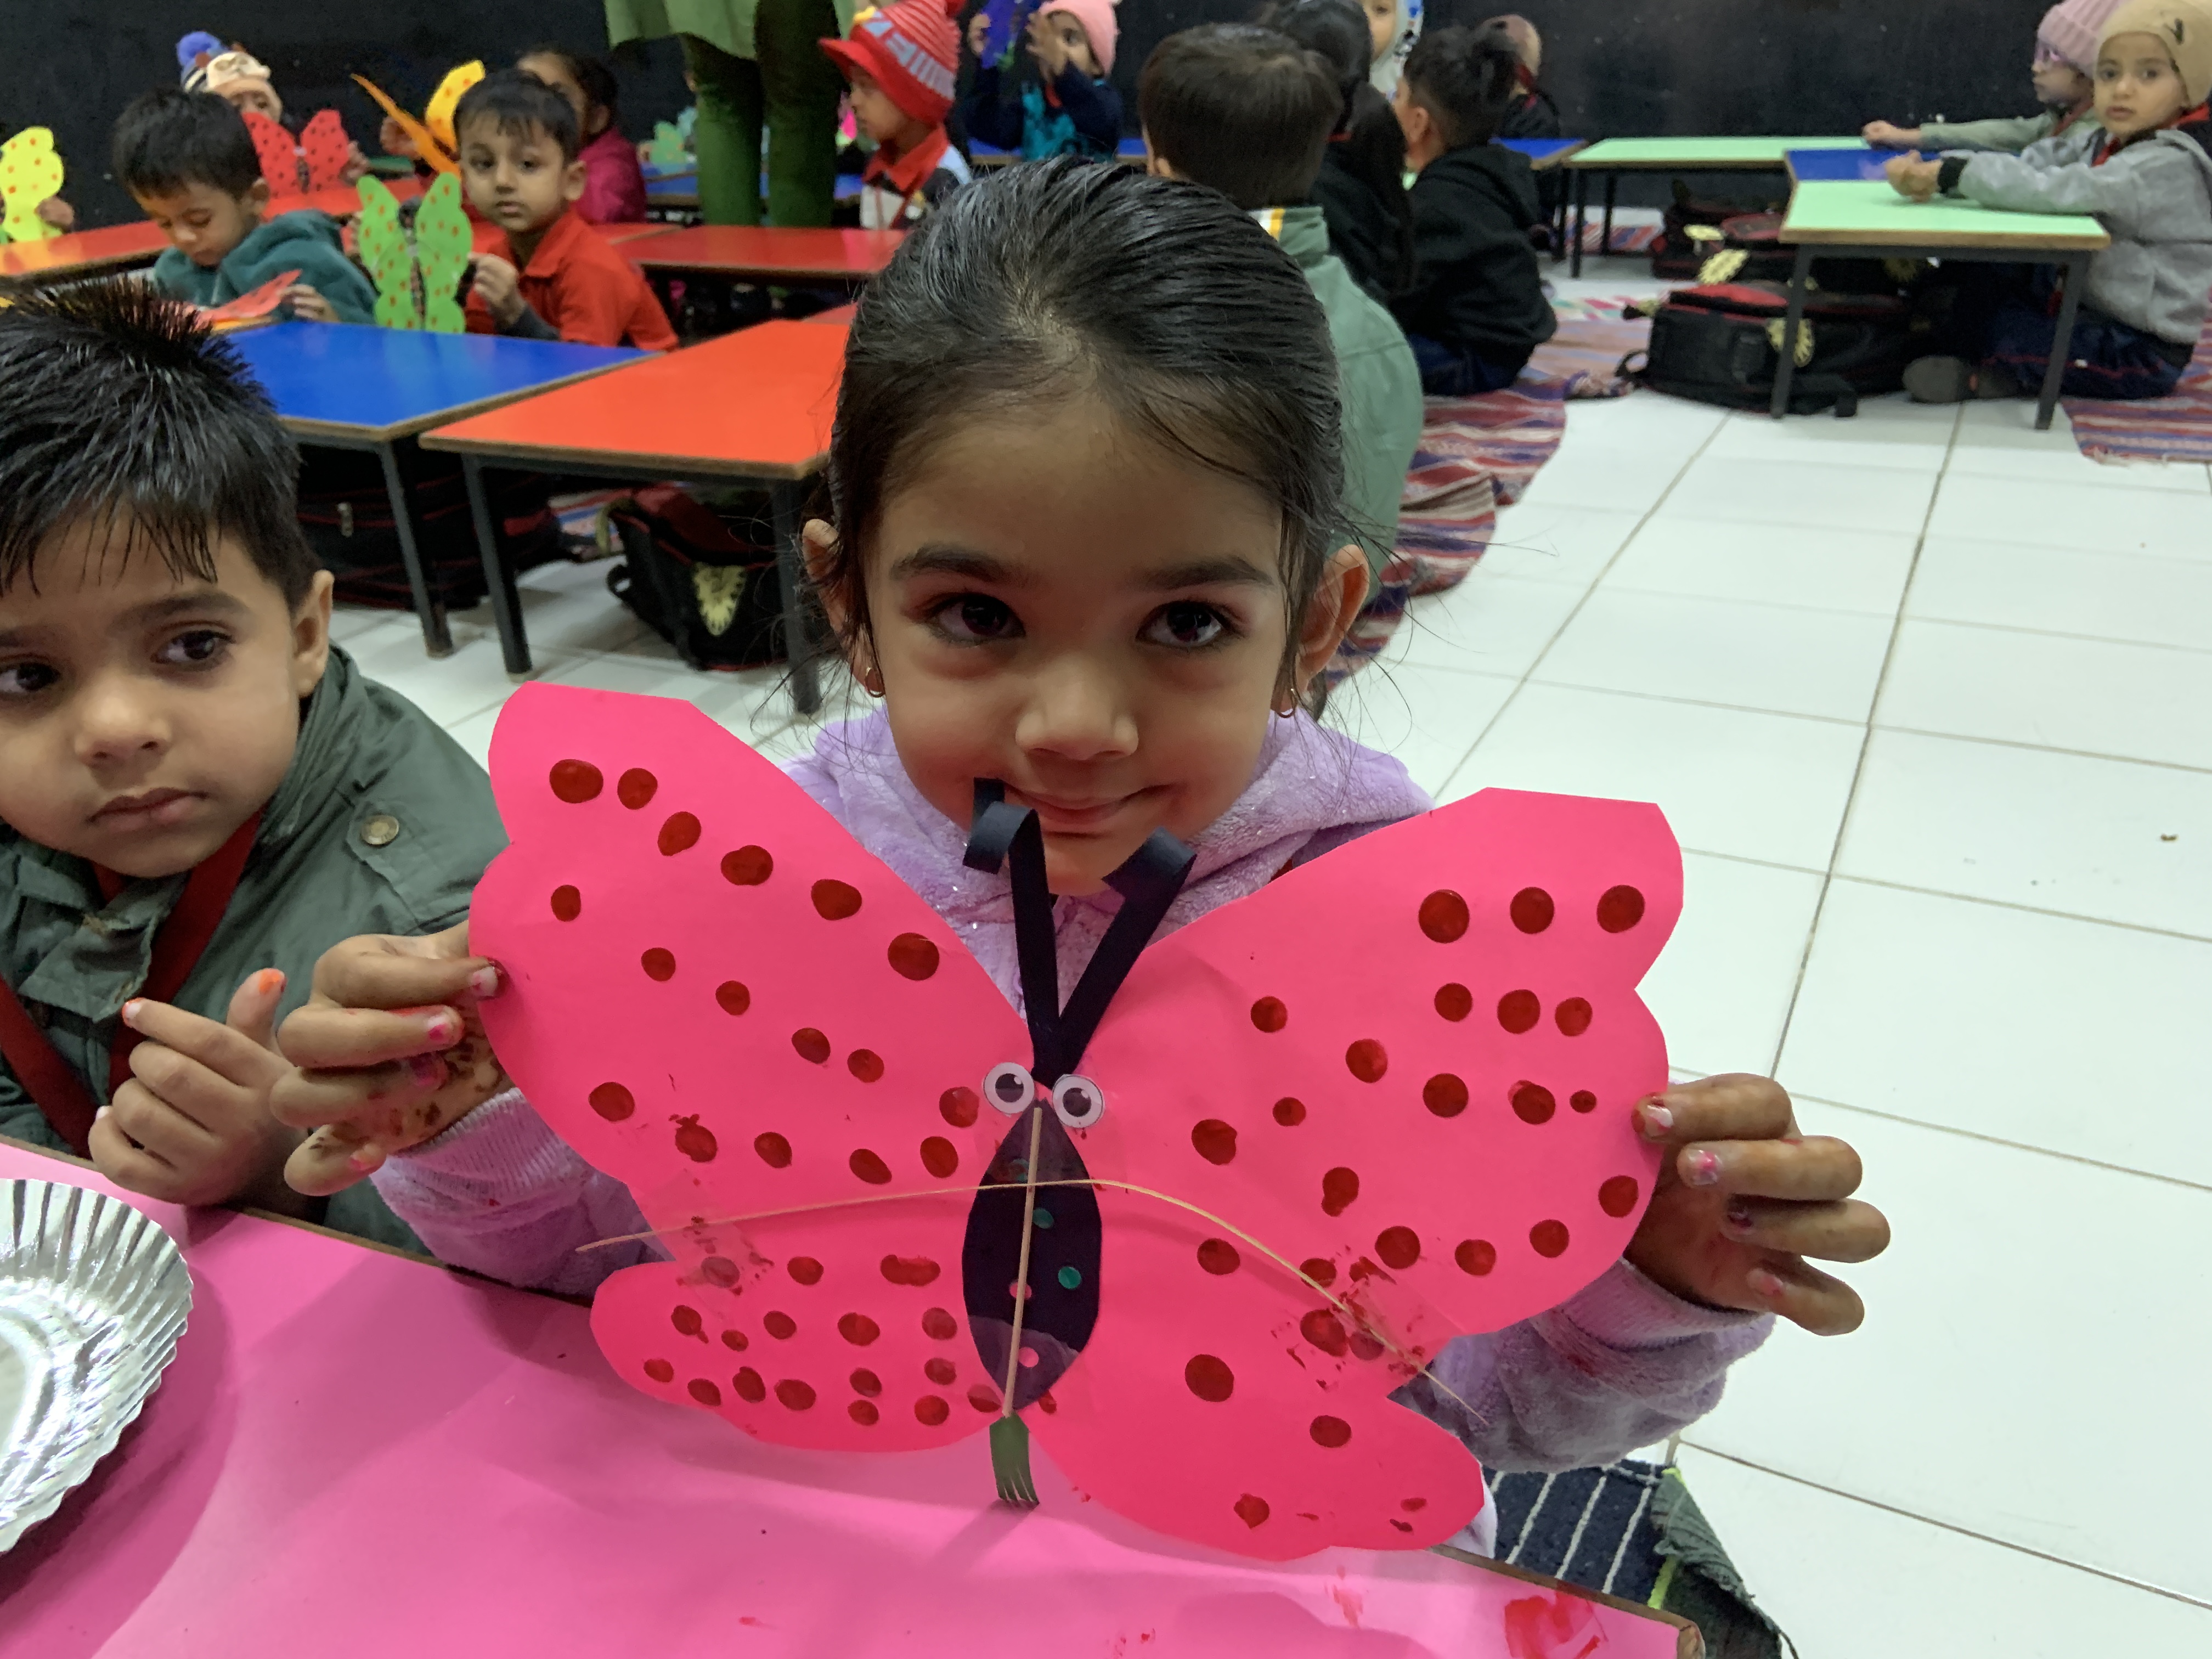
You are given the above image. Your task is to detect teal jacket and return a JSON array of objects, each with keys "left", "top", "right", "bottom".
[
  {"left": 1260, "top": 204, "right": 1424, "bottom": 586},
  {"left": 0, "top": 647, "right": 506, "bottom": 1249},
  {"left": 151, "top": 210, "right": 381, "bottom": 325}
]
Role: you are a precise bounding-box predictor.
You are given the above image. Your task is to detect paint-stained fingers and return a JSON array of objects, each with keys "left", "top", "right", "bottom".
[
  {"left": 1675, "top": 1134, "right": 1864, "bottom": 1203},
  {"left": 1721, "top": 1196, "right": 1890, "bottom": 1264},
  {"left": 268, "top": 1053, "right": 446, "bottom": 1134},
  {"left": 1636, "top": 1073, "right": 1797, "bottom": 1149},
  {"left": 285, "top": 1124, "right": 384, "bottom": 1198},
  {"left": 1745, "top": 1255, "right": 1866, "bottom": 1337}
]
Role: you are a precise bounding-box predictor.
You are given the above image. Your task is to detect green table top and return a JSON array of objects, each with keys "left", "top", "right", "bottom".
[
  {"left": 1780, "top": 180, "right": 2109, "bottom": 249},
  {"left": 1566, "top": 136, "right": 1865, "bottom": 168}
]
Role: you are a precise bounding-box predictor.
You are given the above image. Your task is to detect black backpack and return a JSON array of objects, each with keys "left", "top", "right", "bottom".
[
  {"left": 606, "top": 484, "right": 789, "bottom": 669},
  {"left": 1663, "top": 211, "right": 1911, "bottom": 295},
  {"left": 296, "top": 448, "right": 560, "bottom": 612},
  {"left": 1627, "top": 282, "right": 1920, "bottom": 415}
]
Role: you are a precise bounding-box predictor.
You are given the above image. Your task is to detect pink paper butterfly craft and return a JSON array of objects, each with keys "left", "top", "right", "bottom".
[{"left": 473, "top": 684, "right": 1681, "bottom": 1562}]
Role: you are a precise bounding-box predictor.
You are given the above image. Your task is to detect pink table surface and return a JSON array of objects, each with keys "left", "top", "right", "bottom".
[{"left": 0, "top": 1143, "right": 1694, "bottom": 1659}]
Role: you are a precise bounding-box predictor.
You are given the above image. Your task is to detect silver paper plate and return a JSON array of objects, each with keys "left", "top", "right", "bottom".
[{"left": 0, "top": 1178, "right": 193, "bottom": 1552}]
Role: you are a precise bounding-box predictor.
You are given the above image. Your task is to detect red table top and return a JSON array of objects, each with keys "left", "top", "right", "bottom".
[
  {"left": 591, "top": 222, "right": 677, "bottom": 245},
  {"left": 421, "top": 319, "right": 846, "bottom": 478},
  {"left": 627, "top": 225, "right": 902, "bottom": 281},
  {"left": 276, "top": 177, "right": 424, "bottom": 218},
  {"left": 0, "top": 222, "right": 170, "bottom": 279}
]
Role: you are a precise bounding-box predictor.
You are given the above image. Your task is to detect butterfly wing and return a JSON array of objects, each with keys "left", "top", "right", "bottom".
[
  {"left": 410, "top": 173, "right": 473, "bottom": 334},
  {"left": 352, "top": 74, "right": 458, "bottom": 176},
  {"left": 241, "top": 110, "right": 302, "bottom": 200},
  {"left": 1032, "top": 788, "right": 1679, "bottom": 1557},
  {"left": 0, "top": 127, "right": 66, "bottom": 242},
  {"left": 647, "top": 121, "right": 688, "bottom": 168},
  {"left": 298, "top": 109, "right": 352, "bottom": 191},
  {"left": 198, "top": 268, "right": 302, "bottom": 329},
  {"left": 474, "top": 684, "right": 1030, "bottom": 1452},
  {"left": 351, "top": 176, "right": 421, "bottom": 330},
  {"left": 424, "top": 61, "right": 485, "bottom": 162}
]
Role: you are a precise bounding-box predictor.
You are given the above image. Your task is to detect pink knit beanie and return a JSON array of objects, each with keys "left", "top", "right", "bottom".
[
  {"left": 1039, "top": 0, "right": 1121, "bottom": 74},
  {"left": 2038, "top": 0, "right": 2127, "bottom": 70}
]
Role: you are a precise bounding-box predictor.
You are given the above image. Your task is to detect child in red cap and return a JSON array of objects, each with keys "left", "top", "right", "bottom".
[{"left": 823, "top": 1, "right": 973, "bottom": 229}]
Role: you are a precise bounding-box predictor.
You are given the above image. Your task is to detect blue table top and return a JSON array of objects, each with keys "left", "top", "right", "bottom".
[
  {"left": 969, "top": 136, "right": 1148, "bottom": 162},
  {"left": 1785, "top": 146, "right": 1911, "bottom": 182},
  {"left": 647, "top": 172, "right": 698, "bottom": 198},
  {"left": 1499, "top": 137, "right": 1585, "bottom": 161},
  {"left": 225, "top": 323, "right": 646, "bottom": 440}
]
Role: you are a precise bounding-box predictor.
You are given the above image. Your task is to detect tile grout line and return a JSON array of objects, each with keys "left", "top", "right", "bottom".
[
  {"left": 1792, "top": 1092, "right": 2212, "bottom": 1195},
  {"left": 1816, "top": 869, "right": 2212, "bottom": 947},
  {"left": 1898, "top": 611, "right": 2212, "bottom": 660},
  {"left": 1678, "top": 1442, "right": 2212, "bottom": 1612},
  {"left": 1764, "top": 407, "right": 1963, "bottom": 1077},
  {"left": 1867, "top": 720, "right": 2212, "bottom": 779}
]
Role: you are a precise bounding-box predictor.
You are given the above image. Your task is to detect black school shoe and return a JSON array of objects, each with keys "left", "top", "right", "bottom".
[{"left": 1904, "top": 355, "right": 2023, "bottom": 402}]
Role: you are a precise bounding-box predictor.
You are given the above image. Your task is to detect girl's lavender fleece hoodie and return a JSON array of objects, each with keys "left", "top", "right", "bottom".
[{"left": 373, "top": 709, "right": 1768, "bottom": 1553}]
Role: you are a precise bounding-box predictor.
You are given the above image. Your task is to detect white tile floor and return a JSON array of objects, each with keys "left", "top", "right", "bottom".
[{"left": 329, "top": 266, "right": 2212, "bottom": 1651}]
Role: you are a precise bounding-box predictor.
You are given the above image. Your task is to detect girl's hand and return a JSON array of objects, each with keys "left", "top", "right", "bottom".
[
  {"left": 1026, "top": 11, "right": 1070, "bottom": 77},
  {"left": 379, "top": 115, "right": 418, "bottom": 160},
  {"left": 1862, "top": 119, "right": 1921, "bottom": 148},
  {"left": 340, "top": 140, "right": 370, "bottom": 183},
  {"left": 270, "top": 924, "right": 509, "bottom": 1196},
  {"left": 1885, "top": 152, "right": 1942, "bottom": 201},
  {"left": 36, "top": 195, "right": 75, "bottom": 231},
  {"left": 282, "top": 283, "right": 339, "bottom": 323},
  {"left": 968, "top": 11, "right": 991, "bottom": 58},
  {"left": 470, "top": 253, "right": 525, "bottom": 325},
  {"left": 1624, "top": 1074, "right": 1888, "bottom": 1336}
]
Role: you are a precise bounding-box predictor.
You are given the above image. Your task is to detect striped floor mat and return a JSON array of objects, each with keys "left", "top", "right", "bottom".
[{"left": 2063, "top": 313, "right": 2212, "bottom": 464}]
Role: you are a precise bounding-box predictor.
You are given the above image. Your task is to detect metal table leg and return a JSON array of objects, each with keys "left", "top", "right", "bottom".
[
  {"left": 2036, "top": 252, "right": 2087, "bottom": 431},
  {"left": 769, "top": 481, "right": 821, "bottom": 716},
  {"left": 375, "top": 439, "right": 452, "bottom": 657},
  {"left": 1570, "top": 170, "right": 1588, "bottom": 279},
  {"left": 1770, "top": 244, "right": 1816, "bottom": 420},
  {"left": 1600, "top": 173, "right": 1617, "bottom": 264},
  {"left": 462, "top": 455, "right": 532, "bottom": 677}
]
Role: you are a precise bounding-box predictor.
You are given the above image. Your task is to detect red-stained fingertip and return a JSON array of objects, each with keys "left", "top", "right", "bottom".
[
  {"left": 1747, "top": 1267, "right": 1786, "bottom": 1300},
  {"left": 121, "top": 998, "right": 145, "bottom": 1029},
  {"left": 468, "top": 963, "right": 504, "bottom": 1000},
  {"left": 1637, "top": 1099, "right": 1674, "bottom": 1139}
]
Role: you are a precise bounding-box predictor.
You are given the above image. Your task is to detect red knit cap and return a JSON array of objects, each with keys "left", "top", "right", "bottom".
[{"left": 822, "top": 0, "right": 962, "bottom": 126}]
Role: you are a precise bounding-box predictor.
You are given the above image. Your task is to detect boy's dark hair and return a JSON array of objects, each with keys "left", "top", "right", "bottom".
[
  {"left": 0, "top": 284, "right": 318, "bottom": 608},
  {"left": 1402, "top": 22, "right": 1521, "bottom": 149},
  {"left": 1256, "top": 0, "right": 1369, "bottom": 119},
  {"left": 1139, "top": 25, "right": 1343, "bottom": 210},
  {"left": 823, "top": 159, "right": 1345, "bottom": 691},
  {"left": 455, "top": 68, "right": 581, "bottom": 162},
  {"left": 1257, "top": 0, "right": 1412, "bottom": 289},
  {"left": 112, "top": 88, "right": 262, "bottom": 199},
  {"left": 521, "top": 44, "right": 621, "bottom": 117}
]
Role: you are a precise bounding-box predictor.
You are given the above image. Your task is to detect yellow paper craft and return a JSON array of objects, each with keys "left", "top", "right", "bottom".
[
  {"left": 0, "top": 128, "right": 67, "bottom": 242},
  {"left": 353, "top": 61, "right": 482, "bottom": 176}
]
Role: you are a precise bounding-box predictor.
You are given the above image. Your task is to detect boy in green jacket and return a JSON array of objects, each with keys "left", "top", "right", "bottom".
[
  {"left": 113, "top": 88, "right": 380, "bottom": 325},
  {"left": 0, "top": 285, "right": 505, "bottom": 1248},
  {"left": 1138, "top": 23, "right": 1422, "bottom": 595}
]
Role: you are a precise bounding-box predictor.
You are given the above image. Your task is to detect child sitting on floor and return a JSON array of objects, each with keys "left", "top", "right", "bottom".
[
  {"left": 1886, "top": 0, "right": 2212, "bottom": 403},
  {"left": 177, "top": 31, "right": 371, "bottom": 182},
  {"left": 963, "top": 0, "right": 1124, "bottom": 160},
  {"left": 114, "top": 89, "right": 379, "bottom": 325},
  {"left": 517, "top": 44, "right": 650, "bottom": 224},
  {"left": 1141, "top": 23, "right": 1421, "bottom": 601},
  {"left": 823, "top": 0, "right": 971, "bottom": 229},
  {"left": 0, "top": 284, "right": 506, "bottom": 1249},
  {"left": 1485, "top": 13, "right": 1561, "bottom": 139},
  {"left": 1866, "top": 0, "right": 2122, "bottom": 154},
  {"left": 1389, "top": 24, "right": 1554, "bottom": 394},
  {"left": 454, "top": 71, "right": 677, "bottom": 350}
]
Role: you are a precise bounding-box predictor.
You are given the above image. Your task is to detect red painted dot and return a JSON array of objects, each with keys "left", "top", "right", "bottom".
[
  {"left": 1418, "top": 890, "right": 1469, "bottom": 943},
  {"left": 702, "top": 1257, "right": 739, "bottom": 1288},
  {"left": 549, "top": 760, "right": 602, "bottom": 803},
  {"left": 1423, "top": 1074, "right": 1468, "bottom": 1118},
  {"left": 1555, "top": 997, "right": 1593, "bottom": 1036},
  {"left": 811, "top": 879, "right": 862, "bottom": 920},
  {"left": 687, "top": 1378, "right": 721, "bottom": 1407},
  {"left": 1191, "top": 1120, "right": 1238, "bottom": 1165},
  {"left": 674, "top": 1119, "right": 718, "bottom": 1162},
  {"left": 1390, "top": 1519, "right": 1414, "bottom": 1533},
  {"left": 715, "top": 981, "right": 751, "bottom": 1016},
  {"left": 775, "top": 1379, "right": 816, "bottom": 1411},
  {"left": 1571, "top": 1090, "right": 1598, "bottom": 1114},
  {"left": 644, "top": 1358, "right": 674, "bottom": 1384},
  {"left": 967, "top": 1385, "right": 1001, "bottom": 1413},
  {"left": 617, "top": 768, "right": 658, "bottom": 809},
  {"left": 720, "top": 1328, "right": 748, "bottom": 1351},
  {"left": 887, "top": 933, "right": 939, "bottom": 980},
  {"left": 1497, "top": 989, "right": 1540, "bottom": 1033},
  {"left": 1310, "top": 1415, "right": 1352, "bottom": 1448},
  {"left": 658, "top": 812, "right": 701, "bottom": 856},
  {"left": 1435, "top": 982, "right": 1473, "bottom": 1022},
  {"left": 850, "top": 1367, "right": 882, "bottom": 1397},
  {"left": 921, "top": 1307, "right": 958, "bottom": 1340},
  {"left": 641, "top": 947, "right": 676, "bottom": 981},
  {"left": 1250, "top": 996, "right": 1288, "bottom": 1032},
  {"left": 848, "top": 1049, "right": 884, "bottom": 1083},
  {"left": 939, "top": 1087, "right": 980, "bottom": 1127},
  {"left": 1348, "top": 1330, "right": 1385, "bottom": 1362},
  {"left": 721, "top": 845, "right": 773, "bottom": 885},
  {"left": 791, "top": 1028, "right": 831, "bottom": 1064},
  {"left": 915, "top": 1396, "right": 950, "bottom": 1426},
  {"left": 881, "top": 1255, "right": 941, "bottom": 1286},
  {"left": 1455, "top": 1239, "right": 1497, "bottom": 1276},
  {"left": 787, "top": 1256, "right": 823, "bottom": 1286},
  {"left": 838, "top": 1313, "right": 879, "bottom": 1346},
  {"left": 754, "top": 1132, "right": 792, "bottom": 1168},
  {"left": 1037, "top": 1391, "right": 1057, "bottom": 1415},
  {"left": 1184, "top": 1355, "right": 1234, "bottom": 1402},
  {"left": 1511, "top": 1081, "right": 1557, "bottom": 1125},
  {"left": 923, "top": 1357, "right": 957, "bottom": 1385},
  {"left": 672, "top": 1305, "right": 703, "bottom": 1336},
  {"left": 1197, "top": 1238, "right": 1241, "bottom": 1275},
  {"left": 1272, "top": 1097, "right": 1307, "bottom": 1126},
  {"left": 1345, "top": 1039, "right": 1388, "bottom": 1083},
  {"left": 849, "top": 1149, "right": 892, "bottom": 1185},
  {"left": 1598, "top": 885, "right": 1646, "bottom": 933},
  {"left": 1599, "top": 1175, "right": 1641, "bottom": 1217},
  {"left": 849, "top": 1400, "right": 879, "bottom": 1426},
  {"left": 588, "top": 1082, "right": 634, "bottom": 1122},
  {"left": 763, "top": 1312, "right": 797, "bottom": 1340},
  {"left": 1234, "top": 1494, "right": 1271, "bottom": 1529},
  {"left": 1321, "top": 1166, "right": 1359, "bottom": 1217},
  {"left": 920, "top": 1137, "right": 958, "bottom": 1178},
  {"left": 550, "top": 885, "right": 581, "bottom": 921},
  {"left": 1301, "top": 1257, "right": 1337, "bottom": 1288},
  {"left": 733, "top": 1368, "right": 765, "bottom": 1402},
  {"left": 1300, "top": 1310, "right": 1349, "bottom": 1357},
  {"left": 1510, "top": 887, "right": 1555, "bottom": 933},
  {"left": 1375, "top": 1226, "right": 1421, "bottom": 1269},
  {"left": 1530, "top": 1220, "right": 1570, "bottom": 1258}
]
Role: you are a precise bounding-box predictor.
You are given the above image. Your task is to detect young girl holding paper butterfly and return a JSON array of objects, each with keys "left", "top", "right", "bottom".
[{"left": 269, "top": 160, "right": 1885, "bottom": 1554}]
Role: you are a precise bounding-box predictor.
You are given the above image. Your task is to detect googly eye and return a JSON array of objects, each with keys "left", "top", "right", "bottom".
[
  {"left": 983, "top": 1061, "right": 1035, "bottom": 1115},
  {"left": 1049, "top": 1074, "right": 1105, "bottom": 1130}
]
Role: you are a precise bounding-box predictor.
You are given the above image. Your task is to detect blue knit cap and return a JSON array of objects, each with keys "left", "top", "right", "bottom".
[{"left": 177, "top": 31, "right": 224, "bottom": 80}]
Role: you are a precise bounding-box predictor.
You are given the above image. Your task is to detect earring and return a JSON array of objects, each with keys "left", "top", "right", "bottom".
[{"left": 860, "top": 664, "right": 885, "bottom": 697}]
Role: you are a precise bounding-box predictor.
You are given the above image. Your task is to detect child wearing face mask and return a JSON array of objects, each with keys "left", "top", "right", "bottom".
[
  {"left": 962, "top": 0, "right": 1124, "bottom": 160},
  {"left": 267, "top": 162, "right": 1887, "bottom": 1554}
]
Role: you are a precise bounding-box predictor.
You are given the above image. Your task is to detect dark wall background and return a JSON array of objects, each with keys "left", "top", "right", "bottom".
[{"left": 12, "top": 0, "right": 2049, "bottom": 227}]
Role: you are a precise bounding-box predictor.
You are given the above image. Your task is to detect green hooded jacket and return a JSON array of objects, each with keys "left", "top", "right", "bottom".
[
  {"left": 151, "top": 210, "right": 381, "bottom": 326},
  {"left": 0, "top": 646, "right": 506, "bottom": 1249},
  {"left": 1257, "top": 204, "right": 1424, "bottom": 587}
]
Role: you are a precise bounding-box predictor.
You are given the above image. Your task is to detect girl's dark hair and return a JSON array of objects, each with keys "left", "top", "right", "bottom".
[
  {"left": 520, "top": 43, "right": 620, "bottom": 118},
  {"left": 822, "top": 159, "right": 1346, "bottom": 683}
]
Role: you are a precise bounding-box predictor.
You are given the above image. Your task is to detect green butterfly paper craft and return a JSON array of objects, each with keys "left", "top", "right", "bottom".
[
  {"left": 647, "top": 106, "right": 696, "bottom": 168},
  {"left": 354, "top": 173, "right": 472, "bottom": 332},
  {"left": 1, "top": 127, "right": 67, "bottom": 243}
]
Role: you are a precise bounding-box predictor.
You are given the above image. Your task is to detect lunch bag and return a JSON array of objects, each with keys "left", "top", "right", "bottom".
[
  {"left": 605, "top": 484, "right": 789, "bottom": 669},
  {"left": 1649, "top": 185, "right": 1776, "bottom": 279},
  {"left": 1626, "top": 281, "right": 1919, "bottom": 415},
  {"left": 1661, "top": 211, "right": 1909, "bottom": 296},
  {"left": 296, "top": 448, "right": 560, "bottom": 612}
]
